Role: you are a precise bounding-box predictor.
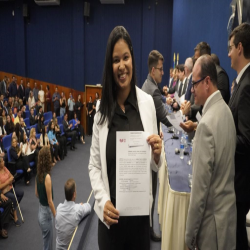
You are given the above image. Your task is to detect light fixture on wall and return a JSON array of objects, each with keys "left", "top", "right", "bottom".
[{"left": 84, "top": 2, "right": 90, "bottom": 24}]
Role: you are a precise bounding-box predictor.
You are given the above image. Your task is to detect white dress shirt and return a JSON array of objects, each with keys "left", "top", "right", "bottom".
[{"left": 55, "top": 200, "right": 91, "bottom": 250}]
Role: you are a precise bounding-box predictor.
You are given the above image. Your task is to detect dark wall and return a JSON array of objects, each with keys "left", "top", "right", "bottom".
[
  {"left": 0, "top": 0, "right": 173, "bottom": 91},
  {"left": 171, "top": 0, "right": 237, "bottom": 84}
]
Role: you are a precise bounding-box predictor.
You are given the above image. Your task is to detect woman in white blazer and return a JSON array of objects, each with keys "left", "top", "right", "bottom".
[{"left": 88, "top": 26, "right": 162, "bottom": 250}]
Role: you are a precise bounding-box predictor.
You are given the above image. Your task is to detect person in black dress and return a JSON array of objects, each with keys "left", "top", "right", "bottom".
[
  {"left": 5, "top": 115, "right": 15, "bottom": 135},
  {"left": 74, "top": 94, "right": 84, "bottom": 122},
  {"left": 86, "top": 96, "right": 94, "bottom": 136}
]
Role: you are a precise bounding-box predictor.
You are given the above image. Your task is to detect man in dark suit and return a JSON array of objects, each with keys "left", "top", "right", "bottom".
[
  {"left": 228, "top": 22, "right": 250, "bottom": 250},
  {"left": 211, "top": 53, "right": 230, "bottom": 104},
  {"left": 18, "top": 79, "right": 25, "bottom": 104},
  {"left": 63, "top": 113, "right": 77, "bottom": 151},
  {"left": 9, "top": 76, "right": 18, "bottom": 98},
  {"left": 0, "top": 95, "right": 4, "bottom": 109},
  {"left": 142, "top": 50, "right": 172, "bottom": 242},
  {"left": 0, "top": 76, "right": 7, "bottom": 97}
]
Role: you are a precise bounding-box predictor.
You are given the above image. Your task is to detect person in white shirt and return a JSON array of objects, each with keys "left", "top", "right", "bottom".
[
  {"left": 38, "top": 85, "right": 45, "bottom": 111},
  {"left": 28, "top": 91, "right": 36, "bottom": 110},
  {"left": 55, "top": 179, "right": 91, "bottom": 250}
]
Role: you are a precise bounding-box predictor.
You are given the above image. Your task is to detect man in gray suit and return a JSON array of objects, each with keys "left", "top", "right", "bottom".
[
  {"left": 185, "top": 55, "right": 236, "bottom": 250},
  {"left": 142, "top": 50, "right": 172, "bottom": 241}
]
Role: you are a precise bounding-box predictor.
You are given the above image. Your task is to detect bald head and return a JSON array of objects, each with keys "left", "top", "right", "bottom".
[{"left": 184, "top": 57, "right": 193, "bottom": 76}]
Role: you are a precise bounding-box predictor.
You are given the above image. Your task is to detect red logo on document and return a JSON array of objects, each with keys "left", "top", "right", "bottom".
[{"left": 120, "top": 139, "right": 126, "bottom": 143}]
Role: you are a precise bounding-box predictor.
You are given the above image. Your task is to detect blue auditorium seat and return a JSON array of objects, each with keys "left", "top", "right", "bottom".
[
  {"left": 3, "top": 133, "right": 12, "bottom": 151},
  {"left": 43, "top": 111, "right": 52, "bottom": 121}
]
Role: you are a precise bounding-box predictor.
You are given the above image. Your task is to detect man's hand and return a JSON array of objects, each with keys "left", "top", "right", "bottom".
[
  {"left": 180, "top": 120, "right": 197, "bottom": 133},
  {"left": 181, "top": 101, "right": 191, "bottom": 116},
  {"left": 103, "top": 200, "right": 119, "bottom": 226}
]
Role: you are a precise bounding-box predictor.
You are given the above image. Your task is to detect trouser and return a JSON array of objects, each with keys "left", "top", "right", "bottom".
[
  {"left": 87, "top": 115, "right": 93, "bottom": 135},
  {"left": 57, "top": 136, "right": 67, "bottom": 157},
  {"left": 65, "top": 131, "right": 76, "bottom": 147},
  {"left": 38, "top": 204, "right": 53, "bottom": 250},
  {"left": 16, "top": 156, "right": 31, "bottom": 183},
  {"left": 52, "top": 143, "right": 59, "bottom": 158},
  {"left": 0, "top": 199, "right": 12, "bottom": 229},
  {"left": 68, "top": 110, "right": 74, "bottom": 121},
  {"left": 98, "top": 199, "right": 150, "bottom": 250},
  {"left": 27, "top": 150, "right": 39, "bottom": 169},
  {"left": 47, "top": 102, "right": 51, "bottom": 112},
  {"left": 4, "top": 188, "right": 24, "bottom": 210},
  {"left": 150, "top": 170, "right": 158, "bottom": 234},
  {"left": 236, "top": 201, "right": 250, "bottom": 250},
  {"left": 74, "top": 125, "right": 85, "bottom": 139},
  {"left": 60, "top": 107, "right": 65, "bottom": 117},
  {"left": 54, "top": 107, "right": 60, "bottom": 117}
]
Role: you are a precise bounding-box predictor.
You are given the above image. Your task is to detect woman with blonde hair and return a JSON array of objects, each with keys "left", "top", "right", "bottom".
[
  {"left": 35, "top": 147, "right": 56, "bottom": 250},
  {"left": 28, "top": 91, "right": 36, "bottom": 110}
]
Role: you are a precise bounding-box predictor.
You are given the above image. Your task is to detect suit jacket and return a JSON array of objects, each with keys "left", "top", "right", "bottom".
[
  {"left": 168, "top": 79, "right": 179, "bottom": 95},
  {"left": 216, "top": 65, "right": 230, "bottom": 104},
  {"left": 185, "top": 75, "right": 193, "bottom": 101},
  {"left": 9, "top": 82, "right": 18, "bottom": 97},
  {"left": 185, "top": 91, "right": 236, "bottom": 250},
  {"left": 142, "top": 74, "right": 171, "bottom": 131},
  {"left": 229, "top": 64, "right": 250, "bottom": 202},
  {"left": 18, "top": 84, "right": 25, "bottom": 100},
  {"left": 29, "top": 115, "right": 37, "bottom": 126},
  {"left": 0, "top": 80, "right": 7, "bottom": 96},
  {"left": 63, "top": 120, "right": 71, "bottom": 133},
  {"left": 88, "top": 87, "right": 162, "bottom": 228}
]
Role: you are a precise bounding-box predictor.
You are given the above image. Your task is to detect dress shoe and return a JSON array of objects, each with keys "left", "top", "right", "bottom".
[
  {"left": 150, "top": 231, "right": 161, "bottom": 242},
  {"left": 0, "top": 230, "right": 8, "bottom": 239},
  {"left": 70, "top": 147, "right": 75, "bottom": 151},
  {"left": 73, "top": 146, "right": 77, "bottom": 149}
]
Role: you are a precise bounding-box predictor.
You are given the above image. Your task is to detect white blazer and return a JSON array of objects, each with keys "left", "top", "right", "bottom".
[{"left": 88, "top": 86, "right": 162, "bottom": 228}]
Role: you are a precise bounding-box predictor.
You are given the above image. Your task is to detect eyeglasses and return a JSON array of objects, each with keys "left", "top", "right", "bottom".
[
  {"left": 228, "top": 44, "right": 235, "bottom": 53},
  {"left": 191, "top": 76, "right": 206, "bottom": 90},
  {"left": 155, "top": 67, "right": 164, "bottom": 72}
]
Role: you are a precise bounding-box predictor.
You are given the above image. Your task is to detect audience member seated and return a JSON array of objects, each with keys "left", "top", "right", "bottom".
[
  {"left": 14, "top": 109, "right": 22, "bottom": 125},
  {"left": 0, "top": 157, "right": 24, "bottom": 226},
  {"left": 37, "top": 106, "right": 44, "bottom": 121},
  {"left": 54, "top": 118, "right": 67, "bottom": 159},
  {"left": 10, "top": 137, "right": 31, "bottom": 185},
  {"left": 13, "top": 96, "right": 19, "bottom": 109},
  {"left": 0, "top": 117, "right": 6, "bottom": 141},
  {"left": 7, "top": 97, "right": 13, "bottom": 109},
  {"left": 21, "top": 130, "right": 39, "bottom": 169},
  {"left": 35, "top": 100, "right": 41, "bottom": 115},
  {"left": 72, "top": 113, "right": 85, "bottom": 144},
  {"left": 3, "top": 100, "right": 8, "bottom": 115},
  {"left": 20, "top": 105, "right": 26, "bottom": 119},
  {"left": 29, "top": 107, "right": 38, "bottom": 126},
  {"left": 0, "top": 192, "right": 12, "bottom": 238},
  {"left": 52, "top": 112, "right": 57, "bottom": 120},
  {"left": 13, "top": 123, "right": 22, "bottom": 143},
  {"left": 20, "top": 117, "right": 28, "bottom": 138},
  {"left": 0, "top": 109, "right": 7, "bottom": 126},
  {"left": 8, "top": 108, "right": 15, "bottom": 122},
  {"left": 28, "top": 91, "right": 36, "bottom": 110},
  {"left": 37, "top": 114, "right": 45, "bottom": 134},
  {"left": 5, "top": 115, "right": 15, "bottom": 135},
  {"left": 55, "top": 179, "right": 91, "bottom": 250},
  {"left": 63, "top": 113, "right": 77, "bottom": 151},
  {"left": 48, "top": 121, "right": 60, "bottom": 163},
  {"left": 39, "top": 126, "right": 55, "bottom": 167}
]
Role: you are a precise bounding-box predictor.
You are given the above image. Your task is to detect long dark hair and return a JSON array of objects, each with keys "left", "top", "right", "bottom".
[
  {"left": 14, "top": 123, "right": 21, "bottom": 142},
  {"left": 0, "top": 117, "right": 4, "bottom": 133},
  {"left": 48, "top": 121, "right": 55, "bottom": 135},
  {"left": 6, "top": 115, "right": 14, "bottom": 133},
  {"left": 99, "top": 26, "right": 137, "bottom": 127},
  {"left": 41, "top": 125, "right": 46, "bottom": 145}
]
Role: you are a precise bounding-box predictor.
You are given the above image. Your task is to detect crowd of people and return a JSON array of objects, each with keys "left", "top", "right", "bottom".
[{"left": 0, "top": 81, "right": 95, "bottom": 244}]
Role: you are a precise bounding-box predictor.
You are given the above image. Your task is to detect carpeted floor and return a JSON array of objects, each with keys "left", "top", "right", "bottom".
[
  {"left": 0, "top": 135, "right": 161, "bottom": 250},
  {"left": 0, "top": 136, "right": 93, "bottom": 250}
]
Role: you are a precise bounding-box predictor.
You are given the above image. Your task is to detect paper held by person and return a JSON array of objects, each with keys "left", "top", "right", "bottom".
[{"left": 116, "top": 131, "right": 150, "bottom": 216}]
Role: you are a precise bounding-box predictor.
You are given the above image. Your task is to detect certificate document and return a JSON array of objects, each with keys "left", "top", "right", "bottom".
[{"left": 116, "top": 131, "right": 150, "bottom": 216}]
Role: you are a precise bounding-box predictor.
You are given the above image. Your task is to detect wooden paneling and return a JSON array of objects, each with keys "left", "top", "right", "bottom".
[{"left": 0, "top": 71, "right": 87, "bottom": 132}]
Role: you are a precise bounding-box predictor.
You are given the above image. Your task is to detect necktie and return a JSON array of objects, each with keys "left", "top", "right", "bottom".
[{"left": 178, "top": 82, "right": 183, "bottom": 97}]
